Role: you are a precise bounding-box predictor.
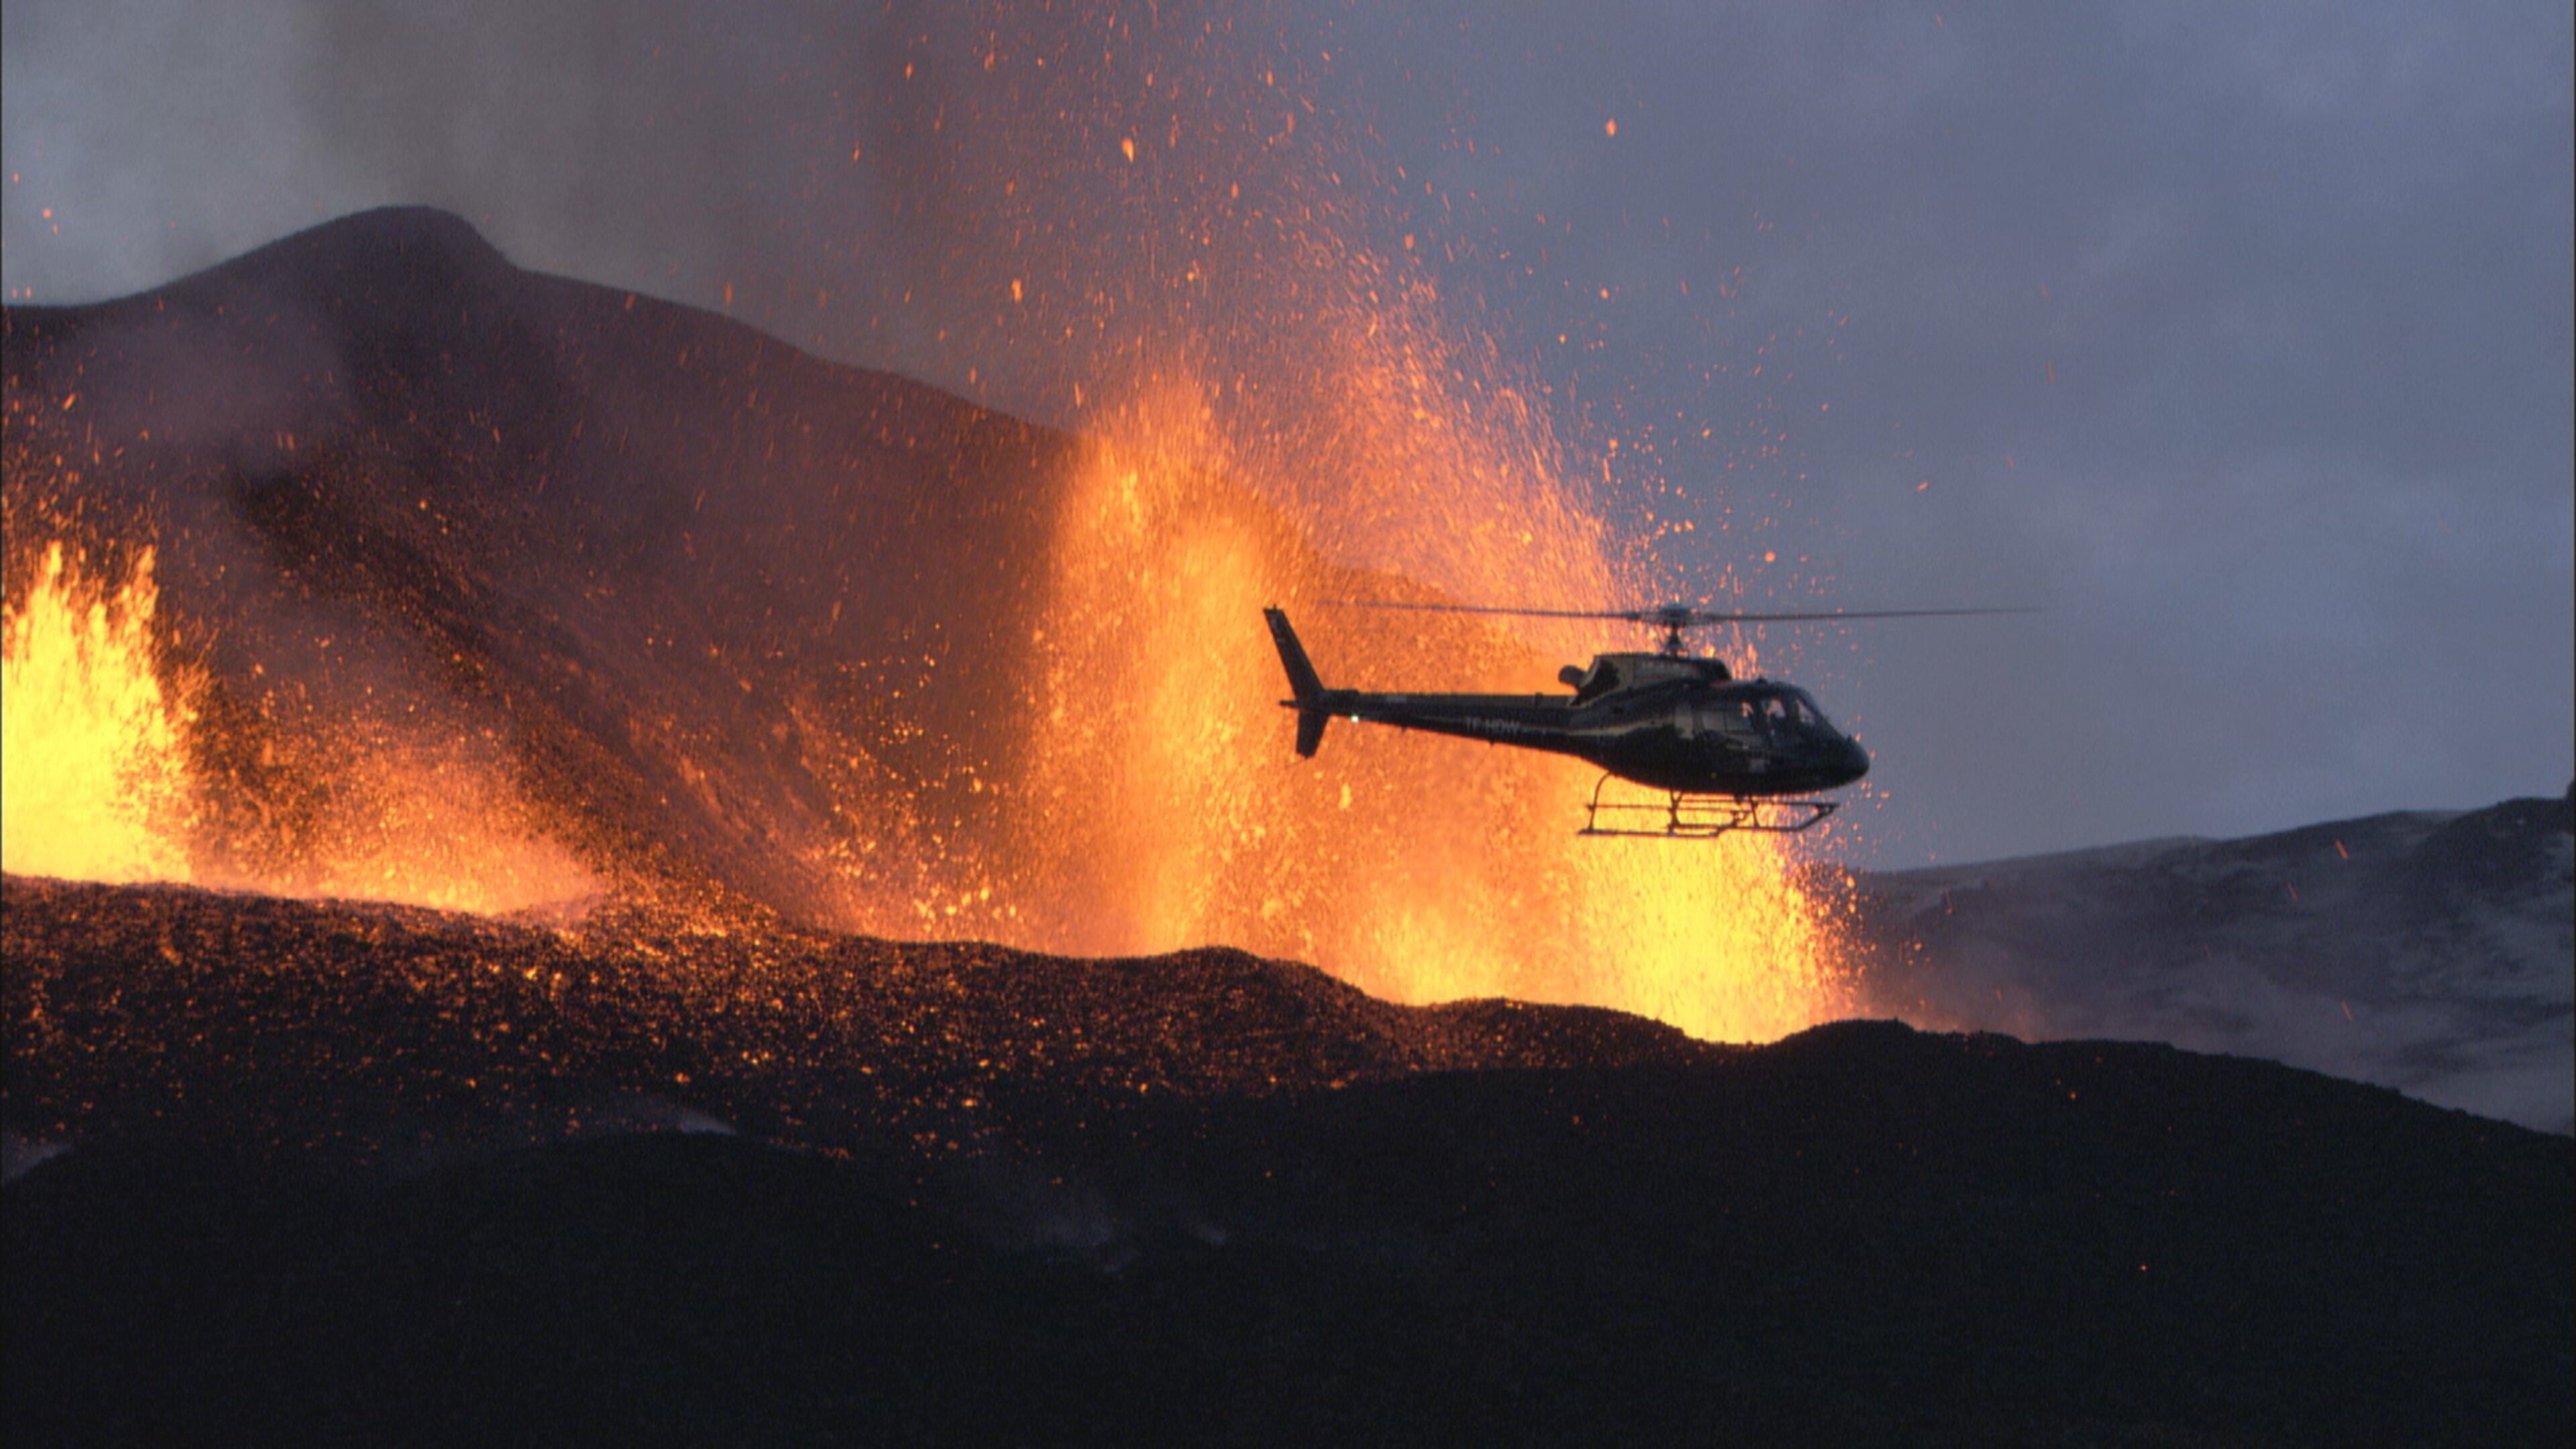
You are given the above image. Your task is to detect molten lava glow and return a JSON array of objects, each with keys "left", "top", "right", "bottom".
[
  {"left": 812, "top": 6, "right": 1850, "bottom": 1038},
  {"left": 1, "top": 542, "right": 196, "bottom": 883},
  {"left": 231, "top": 731, "right": 602, "bottom": 919},
  {"left": 985, "top": 386, "right": 1842, "bottom": 1042},
  {"left": 1, "top": 535, "right": 594, "bottom": 915}
]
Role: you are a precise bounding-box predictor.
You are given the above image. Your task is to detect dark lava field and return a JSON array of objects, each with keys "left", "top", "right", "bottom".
[{"left": 7, "top": 873, "right": 2569, "bottom": 1448}]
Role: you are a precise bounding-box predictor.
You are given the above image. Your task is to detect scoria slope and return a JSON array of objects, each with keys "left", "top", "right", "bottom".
[
  {"left": 5, "top": 205, "right": 1085, "bottom": 916},
  {"left": 1, "top": 871, "right": 1715, "bottom": 1158},
  {"left": 5, "top": 871, "right": 2568, "bottom": 1448}
]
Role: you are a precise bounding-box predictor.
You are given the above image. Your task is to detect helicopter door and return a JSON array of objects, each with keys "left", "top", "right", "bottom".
[{"left": 1697, "top": 700, "right": 1762, "bottom": 746}]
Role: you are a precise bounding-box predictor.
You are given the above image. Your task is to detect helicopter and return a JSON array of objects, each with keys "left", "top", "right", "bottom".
[{"left": 1263, "top": 599, "right": 2020, "bottom": 838}]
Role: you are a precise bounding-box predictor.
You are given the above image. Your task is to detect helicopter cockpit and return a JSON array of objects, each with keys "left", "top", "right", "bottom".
[{"left": 1695, "top": 686, "right": 1843, "bottom": 745}]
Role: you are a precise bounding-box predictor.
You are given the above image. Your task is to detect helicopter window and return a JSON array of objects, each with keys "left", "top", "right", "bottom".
[
  {"left": 1743, "top": 690, "right": 1828, "bottom": 738},
  {"left": 1783, "top": 689, "right": 1837, "bottom": 733},
  {"left": 1570, "top": 659, "right": 1623, "bottom": 704},
  {"left": 1700, "top": 700, "right": 1762, "bottom": 741}
]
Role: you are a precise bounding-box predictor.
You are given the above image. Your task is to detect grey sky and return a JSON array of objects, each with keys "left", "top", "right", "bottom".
[{"left": 6, "top": 0, "right": 2569, "bottom": 866}]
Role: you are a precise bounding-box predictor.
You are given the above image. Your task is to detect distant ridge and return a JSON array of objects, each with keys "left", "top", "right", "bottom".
[{"left": 1847, "top": 792, "right": 2575, "bottom": 1132}]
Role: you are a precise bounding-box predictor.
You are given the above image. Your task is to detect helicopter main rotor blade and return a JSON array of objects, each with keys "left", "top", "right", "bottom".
[
  {"left": 1662, "top": 606, "right": 2037, "bottom": 625},
  {"left": 1317, "top": 598, "right": 1647, "bottom": 622},
  {"left": 1320, "top": 599, "right": 2034, "bottom": 627}
]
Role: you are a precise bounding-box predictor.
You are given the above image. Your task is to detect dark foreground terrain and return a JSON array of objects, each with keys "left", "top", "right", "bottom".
[{"left": 7, "top": 875, "right": 2569, "bottom": 1448}]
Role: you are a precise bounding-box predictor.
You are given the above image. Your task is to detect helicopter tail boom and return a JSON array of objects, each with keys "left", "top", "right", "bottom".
[{"left": 1263, "top": 607, "right": 1334, "bottom": 757}]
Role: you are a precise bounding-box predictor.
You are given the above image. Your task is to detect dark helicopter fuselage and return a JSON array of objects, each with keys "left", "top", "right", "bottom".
[{"left": 1263, "top": 609, "right": 1870, "bottom": 797}]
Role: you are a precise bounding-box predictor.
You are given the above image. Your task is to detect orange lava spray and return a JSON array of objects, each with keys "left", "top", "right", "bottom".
[
  {"left": 1, "top": 541, "right": 197, "bottom": 883},
  {"left": 830, "top": 5, "right": 1849, "bottom": 1038},
  {"left": 1, "top": 531, "right": 593, "bottom": 915},
  {"left": 981, "top": 384, "right": 1840, "bottom": 1042}
]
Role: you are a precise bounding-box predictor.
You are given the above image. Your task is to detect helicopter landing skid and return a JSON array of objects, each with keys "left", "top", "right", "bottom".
[{"left": 1578, "top": 777, "right": 1839, "bottom": 839}]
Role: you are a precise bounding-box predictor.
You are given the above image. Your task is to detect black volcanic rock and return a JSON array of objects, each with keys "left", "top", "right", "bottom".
[
  {"left": 6, "top": 875, "right": 2571, "bottom": 1447},
  {"left": 0, "top": 873, "right": 1715, "bottom": 1157}
]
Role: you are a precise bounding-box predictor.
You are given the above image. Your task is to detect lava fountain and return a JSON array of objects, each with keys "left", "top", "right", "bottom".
[
  {"left": 0, "top": 529, "right": 596, "bottom": 914},
  {"left": 1, "top": 541, "right": 197, "bottom": 884},
  {"left": 1, "top": 4, "right": 1848, "bottom": 1040},
  {"left": 973, "top": 370, "right": 1838, "bottom": 1040},
  {"left": 837, "top": 7, "right": 1845, "bottom": 1037}
]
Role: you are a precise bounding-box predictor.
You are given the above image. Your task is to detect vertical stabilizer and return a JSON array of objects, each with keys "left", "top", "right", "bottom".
[
  {"left": 1293, "top": 708, "right": 1328, "bottom": 759},
  {"left": 1263, "top": 608, "right": 1332, "bottom": 758}
]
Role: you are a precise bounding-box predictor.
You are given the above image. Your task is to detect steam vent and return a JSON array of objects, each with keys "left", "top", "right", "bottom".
[{"left": 6, "top": 213, "right": 2569, "bottom": 1446}]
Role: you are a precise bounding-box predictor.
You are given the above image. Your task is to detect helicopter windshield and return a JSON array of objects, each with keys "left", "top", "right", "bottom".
[
  {"left": 1752, "top": 688, "right": 1837, "bottom": 739},
  {"left": 1691, "top": 686, "right": 1841, "bottom": 743}
]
